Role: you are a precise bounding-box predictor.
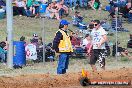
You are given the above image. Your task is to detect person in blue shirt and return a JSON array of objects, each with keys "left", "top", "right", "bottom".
[{"left": 0, "top": 41, "right": 7, "bottom": 64}]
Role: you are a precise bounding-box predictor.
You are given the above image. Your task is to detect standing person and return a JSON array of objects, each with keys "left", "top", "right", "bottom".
[
  {"left": 88, "top": 20, "right": 108, "bottom": 72},
  {"left": 53, "top": 19, "right": 73, "bottom": 74}
]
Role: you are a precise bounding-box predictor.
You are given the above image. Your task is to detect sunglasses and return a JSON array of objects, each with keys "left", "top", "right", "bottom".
[{"left": 94, "top": 24, "right": 98, "bottom": 26}]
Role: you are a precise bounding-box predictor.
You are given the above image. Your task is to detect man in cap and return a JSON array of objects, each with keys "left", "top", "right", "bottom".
[{"left": 53, "top": 19, "right": 73, "bottom": 74}]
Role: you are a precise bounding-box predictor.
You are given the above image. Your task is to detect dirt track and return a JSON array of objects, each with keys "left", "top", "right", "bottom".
[{"left": 0, "top": 67, "right": 131, "bottom": 88}]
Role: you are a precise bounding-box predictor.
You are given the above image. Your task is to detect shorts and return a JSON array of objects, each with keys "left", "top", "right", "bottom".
[{"left": 89, "top": 49, "right": 106, "bottom": 68}]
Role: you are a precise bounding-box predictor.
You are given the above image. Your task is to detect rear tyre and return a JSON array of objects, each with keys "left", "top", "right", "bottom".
[{"left": 80, "top": 77, "right": 90, "bottom": 86}]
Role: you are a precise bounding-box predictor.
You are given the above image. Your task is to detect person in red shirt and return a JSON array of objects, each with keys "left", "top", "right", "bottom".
[{"left": 70, "top": 32, "right": 81, "bottom": 48}]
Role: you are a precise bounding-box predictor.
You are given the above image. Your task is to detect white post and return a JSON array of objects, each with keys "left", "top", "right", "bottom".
[
  {"left": 115, "top": 0, "right": 119, "bottom": 60},
  {"left": 42, "top": 16, "right": 45, "bottom": 63},
  {"left": 115, "top": 15, "right": 118, "bottom": 60},
  {"left": 6, "top": 0, "right": 13, "bottom": 68},
  {"left": 116, "top": 0, "right": 119, "bottom": 60}
]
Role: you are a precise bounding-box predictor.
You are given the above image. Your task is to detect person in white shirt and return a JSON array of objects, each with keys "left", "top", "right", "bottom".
[
  {"left": 82, "top": 34, "right": 93, "bottom": 58},
  {"left": 82, "top": 34, "right": 91, "bottom": 47},
  {"left": 88, "top": 20, "right": 108, "bottom": 72}
]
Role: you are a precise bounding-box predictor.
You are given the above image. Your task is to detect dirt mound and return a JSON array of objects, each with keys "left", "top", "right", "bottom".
[{"left": 0, "top": 67, "right": 132, "bottom": 88}]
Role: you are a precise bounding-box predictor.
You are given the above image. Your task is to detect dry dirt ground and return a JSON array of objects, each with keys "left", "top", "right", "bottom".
[{"left": 0, "top": 67, "right": 131, "bottom": 88}]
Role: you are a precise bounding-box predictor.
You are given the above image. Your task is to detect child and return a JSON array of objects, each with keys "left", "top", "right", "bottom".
[
  {"left": 36, "top": 37, "right": 43, "bottom": 62},
  {"left": 45, "top": 43, "right": 55, "bottom": 62},
  {"left": 82, "top": 34, "right": 92, "bottom": 56},
  {"left": 30, "top": 33, "right": 39, "bottom": 44},
  {"left": 70, "top": 32, "right": 81, "bottom": 48}
]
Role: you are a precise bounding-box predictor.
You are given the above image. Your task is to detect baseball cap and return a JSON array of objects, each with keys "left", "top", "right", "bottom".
[{"left": 60, "top": 19, "right": 70, "bottom": 25}]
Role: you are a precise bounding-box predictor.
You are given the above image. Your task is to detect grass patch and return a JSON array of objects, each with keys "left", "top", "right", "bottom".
[{"left": 120, "top": 57, "right": 129, "bottom": 61}]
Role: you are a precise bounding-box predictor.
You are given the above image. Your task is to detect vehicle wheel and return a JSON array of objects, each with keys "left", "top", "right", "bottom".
[{"left": 79, "top": 77, "right": 90, "bottom": 86}]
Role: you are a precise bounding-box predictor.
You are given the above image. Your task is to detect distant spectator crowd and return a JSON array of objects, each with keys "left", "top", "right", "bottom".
[
  {"left": 1, "top": 0, "right": 132, "bottom": 21},
  {"left": 106, "top": 0, "right": 132, "bottom": 22},
  {"left": 0, "top": 0, "right": 104, "bottom": 20}
]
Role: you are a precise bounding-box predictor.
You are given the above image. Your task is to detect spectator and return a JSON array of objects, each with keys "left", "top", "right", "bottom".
[
  {"left": 0, "top": 0, "right": 6, "bottom": 13},
  {"left": 121, "top": 49, "right": 132, "bottom": 60},
  {"left": 70, "top": 32, "right": 83, "bottom": 57},
  {"left": 3, "top": 37, "right": 8, "bottom": 51},
  {"left": 15, "top": 0, "right": 26, "bottom": 16},
  {"left": 32, "top": 0, "right": 41, "bottom": 17},
  {"left": 36, "top": 37, "right": 43, "bottom": 62},
  {"left": 30, "top": 33, "right": 39, "bottom": 44},
  {"left": 70, "top": 32, "right": 81, "bottom": 48},
  {"left": 118, "top": 0, "right": 131, "bottom": 18},
  {"left": 12, "top": 0, "right": 19, "bottom": 15},
  {"left": 26, "top": 0, "right": 37, "bottom": 16},
  {"left": 27, "top": 0, "right": 33, "bottom": 8},
  {"left": 82, "top": 34, "right": 92, "bottom": 54},
  {"left": 36, "top": 37, "right": 43, "bottom": 50},
  {"left": 89, "top": 0, "right": 101, "bottom": 10},
  {"left": 72, "top": 11, "right": 83, "bottom": 26},
  {"left": 0, "top": 41, "right": 7, "bottom": 64},
  {"left": 112, "top": 42, "right": 132, "bottom": 60},
  {"left": 55, "top": 1, "right": 69, "bottom": 19},
  {"left": 0, "top": 6, "right": 5, "bottom": 19},
  {"left": 45, "top": 43, "right": 55, "bottom": 62},
  {"left": 45, "top": 2, "right": 60, "bottom": 20},
  {"left": 45, "top": 3, "right": 52, "bottom": 18}
]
